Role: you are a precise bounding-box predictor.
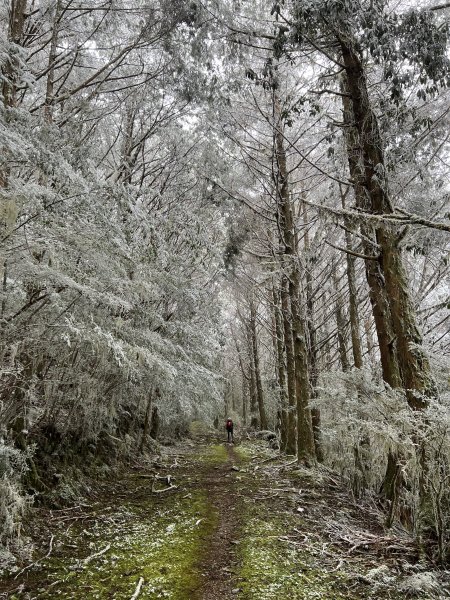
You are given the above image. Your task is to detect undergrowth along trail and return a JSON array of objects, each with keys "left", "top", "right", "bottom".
[{"left": 0, "top": 438, "right": 448, "bottom": 599}]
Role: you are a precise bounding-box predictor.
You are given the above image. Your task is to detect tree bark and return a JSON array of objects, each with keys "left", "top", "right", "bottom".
[
  {"left": 339, "top": 33, "right": 437, "bottom": 519},
  {"left": 247, "top": 325, "right": 258, "bottom": 417},
  {"left": 139, "top": 391, "right": 153, "bottom": 452},
  {"left": 274, "top": 94, "right": 315, "bottom": 463},
  {"left": 2, "top": 0, "right": 27, "bottom": 108},
  {"left": 340, "top": 36, "right": 436, "bottom": 407},
  {"left": 249, "top": 298, "right": 268, "bottom": 430},
  {"left": 44, "top": 0, "right": 62, "bottom": 123},
  {"left": 291, "top": 268, "right": 316, "bottom": 463},
  {"left": 340, "top": 190, "right": 363, "bottom": 369},
  {"left": 332, "top": 262, "right": 350, "bottom": 372},
  {"left": 235, "top": 336, "right": 249, "bottom": 426},
  {"left": 281, "top": 275, "right": 297, "bottom": 453},
  {"left": 272, "top": 279, "right": 288, "bottom": 450},
  {"left": 364, "top": 318, "right": 376, "bottom": 364},
  {"left": 150, "top": 405, "right": 160, "bottom": 440},
  {"left": 1, "top": 0, "right": 27, "bottom": 189},
  {"left": 340, "top": 79, "right": 402, "bottom": 390},
  {"left": 242, "top": 374, "right": 248, "bottom": 426}
]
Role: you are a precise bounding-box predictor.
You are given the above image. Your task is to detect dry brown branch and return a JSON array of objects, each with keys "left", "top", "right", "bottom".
[{"left": 324, "top": 239, "right": 379, "bottom": 261}]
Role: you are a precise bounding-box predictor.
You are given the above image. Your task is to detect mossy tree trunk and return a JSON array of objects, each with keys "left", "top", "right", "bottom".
[
  {"left": 150, "top": 405, "right": 160, "bottom": 440},
  {"left": 1, "top": 0, "right": 27, "bottom": 189},
  {"left": 339, "top": 33, "right": 437, "bottom": 517},
  {"left": 281, "top": 274, "right": 297, "bottom": 454},
  {"left": 44, "top": 0, "right": 62, "bottom": 123},
  {"left": 2, "top": 0, "right": 27, "bottom": 109},
  {"left": 235, "top": 337, "right": 249, "bottom": 426},
  {"left": 340, "top": 79, "right": 402, "bottom": 391},
  {"left": 247, "top": 326, "right": 258, "bottom": 417},
  {"left": 340, "top": 189, "right": 363, "bottom": 370},
  {"left": 340, "top": 36, "right": 436, "bottom": 404},
  {"left": 139, "top": 387, "right": 159, "bottom": 451}
]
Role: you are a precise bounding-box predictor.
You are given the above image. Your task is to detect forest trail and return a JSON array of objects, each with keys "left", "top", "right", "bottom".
[
  {"left": 196, "top": 443, "right": 241, "bottom": 600},
  {"left": 0, "top": 437, "right": 448, "bottom": 600}
]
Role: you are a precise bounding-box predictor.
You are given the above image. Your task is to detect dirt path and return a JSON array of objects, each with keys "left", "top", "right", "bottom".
[
  {"left": 0, "top": 440, "right": 247, "bottom": 600},
  {"left": 0, "top": 438, "right": 448, "bottom": 599},
  {"left": 196, "top": 444, "right": 240, "bottom": 599}
]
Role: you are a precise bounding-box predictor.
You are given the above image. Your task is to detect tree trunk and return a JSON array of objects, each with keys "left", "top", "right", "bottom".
[
  {"left": 274, "top": 94, "right": 315, "bottom": 462},
  {"left": 364, "top": 318, "right": 376, "bottom": 364},
  {"left": 235, "top": 337, "right": 249, "bottom": 426},
  {"left": 340, "top": 71, "right": 402, "bottom": 390},
  {"left": 272, "top": 279, "right": 288, "bottom": 450},
  {"left": 139, "top": 391, "right": 153, "bottom": 452},
  {"left": 150, "top": 405, "right": 160, "bottom": 440},
  {"left": 247, "top": 327, "right": 258, "bottom": 417},
  {"left": 332, "top": 262, "right": 350, "bottom": 372},
  {"left": 1, "top": 0, "right": 27, "bottom": 189},
  {"left": 281, "top": 274, "right": 297, "bottom": 454},
  {"left": 291, "top": 269, "right": 316, "bottom": 464},
  {"left": 340, "top": 36, "right": 436, "bottom": 406},
  {"left": 340, "top": 190, "right": 363, "bottom": 369},
  {"left": 2, "top": 0, "right": 27, "bottom": 108},
  {"left": 44, "top": 0, "right": 62, "bottom": 123},
  {"left": 242, "top": 374, "right": 248, "bottom": 426},
  {"left": 339, "top": 34, "right": 437, "bottom": 519},
  {"left": 249, "top": 298, "right": 268, "bottom": 430},
  {"left": 303, "top": 205, "right": 323, "bottom": 462}
]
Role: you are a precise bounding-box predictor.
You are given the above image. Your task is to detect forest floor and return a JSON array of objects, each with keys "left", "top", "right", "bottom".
[{"left": 0, "top": 429, "right": 449, "bottom": 599}]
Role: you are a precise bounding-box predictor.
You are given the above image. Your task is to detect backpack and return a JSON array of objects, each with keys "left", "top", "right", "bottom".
[{"left": 226, "top": 419, "right": 233, "bottom": 429}]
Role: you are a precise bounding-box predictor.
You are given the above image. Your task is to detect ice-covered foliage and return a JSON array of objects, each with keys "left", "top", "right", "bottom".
[
  {"left": 0, "top": 0, "right": 228, "bottom": 555},
  {"left": 316, "top": 366, "right": 450, "bottom": 560},
  {"left": 0, "top": 439, "right": 30, "bottom": 563}
]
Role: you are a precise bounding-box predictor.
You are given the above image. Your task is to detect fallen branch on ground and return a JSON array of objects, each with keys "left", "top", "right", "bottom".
[
  {"left": 82, "top": 544, "right": 111, "bottom": 565},
  {"left": 14, "top": 535, "right": 55, "bottom": 579},
  {"left": 155, "top": 474, "right": 174, "bottom": 485},
  {"left": 151, "top": 477, "right": 178, "bottom": 493},
  {"left": 130, "top": 577, "right": 144, "bottom": 600}
]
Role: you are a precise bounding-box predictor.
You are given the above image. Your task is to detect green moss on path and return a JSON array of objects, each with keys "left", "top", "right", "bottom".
[
  {"left": 6, "top": 444, "right": 228, "bottom": 600},
  {"left": 30, "top": 492, "right": 215, "bottom": 600},
  {"left": 2, "top": 440, "right": 431, "bottom": 600},
  {"left": 238, "top": 513, "right": 353, "bottom": 600},
  {"left": 199, "top": 443, "right": 228, "bottom": 466}
]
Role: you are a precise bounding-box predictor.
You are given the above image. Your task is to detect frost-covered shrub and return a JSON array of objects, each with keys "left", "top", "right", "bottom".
[
  {"left": 0, "top": 440, "right": 29, "bottom": 555},
  {"left": 315, "top": 368, "right": 450, "bottom": 560},
  {"left": 316, "top": 369, "right": 413, "bottom": 490}
]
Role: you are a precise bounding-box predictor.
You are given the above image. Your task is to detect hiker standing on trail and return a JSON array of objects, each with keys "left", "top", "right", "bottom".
[{"left": 225, "top": 417, "right": 234, "bottom": 443}]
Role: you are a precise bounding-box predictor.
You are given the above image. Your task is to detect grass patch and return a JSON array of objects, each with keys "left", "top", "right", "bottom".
[{"left": 8, "top": 443, "right": 234, "bottom": 599}]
